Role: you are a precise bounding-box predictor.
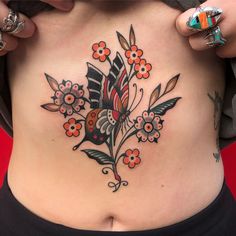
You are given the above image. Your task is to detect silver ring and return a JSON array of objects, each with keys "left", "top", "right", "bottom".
[
  {"left": 1, "top": 9, "right": 25, "bottom": 34},
  {"left": 0, "top": 31, "right": 6, "bottom": 51},
  {"left": 187, "top": 6, "right": 223, "bottom": 31},
  {"left": 205, "top": 26, "right": 227, "bottom": 48}
]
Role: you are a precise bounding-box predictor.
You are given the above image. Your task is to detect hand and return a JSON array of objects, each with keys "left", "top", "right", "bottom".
[
  {"left": 0, "top": 0, "right": 74, "bottom": 56},
  {"left": 176, "top": 0, "right": 236, "bottom": 58}
]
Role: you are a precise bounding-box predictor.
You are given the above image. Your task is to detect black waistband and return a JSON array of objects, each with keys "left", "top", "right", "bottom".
[{"left": 0, "top": 174, "right": 236, "bottom": 236}]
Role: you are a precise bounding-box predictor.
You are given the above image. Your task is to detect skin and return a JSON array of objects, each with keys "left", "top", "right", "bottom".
[
  {"left": 176, "top": 0, "right": 236, "bottom": 58},
  {"left": 1, "top": 0, "right": 236, "bottom": 58},
  {"left": 0, "top": 0, "right": 74, "bottom": 56},
  {"left": 7, "top": 1, "right": 225, "bottom": 230}
]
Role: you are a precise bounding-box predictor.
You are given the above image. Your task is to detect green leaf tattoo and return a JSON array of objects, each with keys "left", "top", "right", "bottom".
[
  {"left": 82, "top": 149, "right": 115, "bottom": 165},
  {"left": 150, "top": 97, "right": 182, "bottom": 116}
]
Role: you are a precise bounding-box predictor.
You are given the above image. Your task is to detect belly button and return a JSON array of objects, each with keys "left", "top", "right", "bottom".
[{"left": 107, "top": 216, "right": 114, "bottom": 228}]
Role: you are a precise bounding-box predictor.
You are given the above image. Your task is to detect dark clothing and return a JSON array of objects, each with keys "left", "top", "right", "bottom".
[
  {"left": 1, "top": 0, "right": 236, "bottom": 147},
  {"left": 0, "top": 174, "right": 236, "bottom": 236}
]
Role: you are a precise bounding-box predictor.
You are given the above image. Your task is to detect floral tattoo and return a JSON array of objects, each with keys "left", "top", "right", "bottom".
[{"left": 41, "top": 25, "right": 182, "bottom": 192}]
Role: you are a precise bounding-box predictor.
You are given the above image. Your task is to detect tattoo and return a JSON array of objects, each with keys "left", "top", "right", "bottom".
[
  {"left": 208, "top": 91, "right": 223, "bottom": 162},
  {"left": 41, "top": 25, "right": 182, "bottom": 192}
]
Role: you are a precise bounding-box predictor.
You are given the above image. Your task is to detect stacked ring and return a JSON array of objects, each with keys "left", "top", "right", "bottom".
[{"left": 187, "top": 6, "right": 227, "bottom": 48}]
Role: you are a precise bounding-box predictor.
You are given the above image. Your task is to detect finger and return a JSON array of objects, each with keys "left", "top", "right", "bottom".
[
  {"left": 40, "top": 0, "right": 74, "bottom": 11},
  {"left": 215, "top": 27, "right": 236, "bottom": 58},
  {"left": 188, "top": 31, "right": 217, "bottom": 51},
  {"left": 176, "top": 5, "right": 224, "bottom": 37},
  {"left": 216, "top": 36, "right": 236, "bottom": 58},
  {"left": 176, "top": 8, "right": 200, "bottom": 36},
  {"left": 1, "top": 33, "right": 18, "bottom": 51},
  {"left": 0, "top": 2, "right": 36, "bottom": 38}
]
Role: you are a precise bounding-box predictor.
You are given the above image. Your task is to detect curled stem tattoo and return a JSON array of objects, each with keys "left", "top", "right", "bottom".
[{"left": 41, "top": 25, "right": 182, "bottom": 192}]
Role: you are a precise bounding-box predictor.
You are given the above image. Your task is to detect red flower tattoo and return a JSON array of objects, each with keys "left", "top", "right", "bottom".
[
  {"left": 125, "top": 45, "right": 143, "bottom": 65},
  {"left": 135, "top": 59, "right": 152, "bottom": 79},
  {"left": 123, "top": 149, "right": 141, "bottom": 169},
  {"left": 92, "top": 41, "right": 111, "bottom": 62},
  {"left": 63, "top": 118, "right": 82, "bottom": 137}
]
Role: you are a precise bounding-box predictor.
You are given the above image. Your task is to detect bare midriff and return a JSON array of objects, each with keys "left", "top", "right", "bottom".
[{"left": 7, "top": 0, "right": 225, "bottom": 232}]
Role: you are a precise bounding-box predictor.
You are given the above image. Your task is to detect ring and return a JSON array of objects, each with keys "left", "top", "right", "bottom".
[
  {"left": 187, "top": 6, "right": 223, "bottom": 31},
  {"left": 204, "top": 26, "right": 227, "bottom": 47},
  {"left": 0, "top": 31, "right": 6, "bottom": 51},
  {"left": 1, "top": 9, "right": 25, "bottom": 34}
]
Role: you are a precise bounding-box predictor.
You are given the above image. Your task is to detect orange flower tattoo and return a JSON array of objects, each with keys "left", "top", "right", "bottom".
[
  {"left": 125, "top": 45, "right": 143, "bottom": 65},
  {"left": 63, "top": 118, "right": 82, "bottom": 137},
  {"left": 123, "top": 149, "right": 141, "bottom": 169},
  {"left": 135, "top": 59, "right": 152, "bottom": 79},
  {"left": 92, "top": 41, "right": 111, "bottom": 62}
]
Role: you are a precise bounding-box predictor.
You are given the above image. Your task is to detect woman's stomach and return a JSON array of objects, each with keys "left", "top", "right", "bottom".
[{"left": 6, "top": 0, "right": 225, "bottom": 231}]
